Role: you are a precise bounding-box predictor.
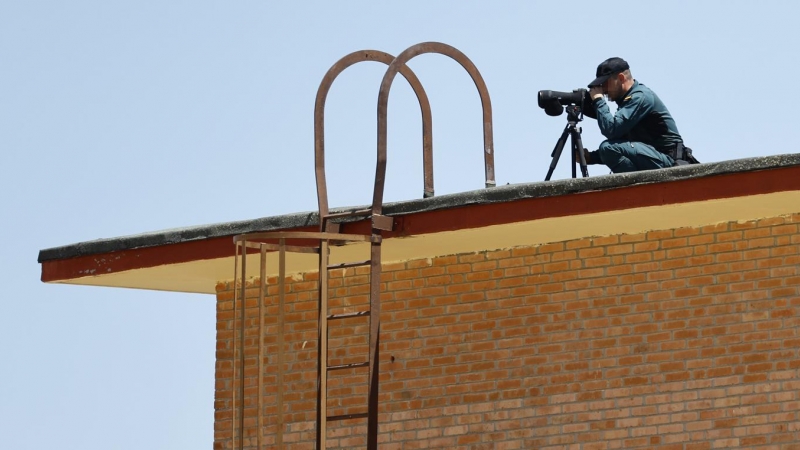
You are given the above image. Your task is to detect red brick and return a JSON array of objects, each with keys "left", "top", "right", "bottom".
[{"left": 213, "top": 214, "right": 800, "bottom": 449}]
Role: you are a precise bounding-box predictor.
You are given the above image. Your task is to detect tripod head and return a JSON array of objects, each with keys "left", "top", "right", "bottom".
[{"left": 565, "top": 104, "right": 583, "bottom": 124}]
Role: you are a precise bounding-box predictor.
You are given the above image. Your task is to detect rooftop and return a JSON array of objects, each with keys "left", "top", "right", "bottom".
[{"left": 39, "top": 154, "right": 800, "bottom": 294}]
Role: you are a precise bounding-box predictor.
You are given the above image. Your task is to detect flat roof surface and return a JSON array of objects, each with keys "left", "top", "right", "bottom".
[
  {"left": 38, "top": 154, "right": 800, "bottom": 263},
  {"left": 38, "top": 153, "right": 800, "bottom": 293}
]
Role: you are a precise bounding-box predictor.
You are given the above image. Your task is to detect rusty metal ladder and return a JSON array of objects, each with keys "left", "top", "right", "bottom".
[
  {"left": 232, "top": 229, "right": 379, "bottom": 450},
  {"left": 230, "top": 41, "right": 495, "bottom": 450},
  {"left": 229, "top": 49, "right": 429, "bottom": 450},
  {"left": 313, "top": 41, "right": 496, "bottom": 450},
  {"left": 313, "top": 212, "right": 391, "bottom": 449},
  {"left": 312, "top": 49, "right": 422, "bottom": 450}
]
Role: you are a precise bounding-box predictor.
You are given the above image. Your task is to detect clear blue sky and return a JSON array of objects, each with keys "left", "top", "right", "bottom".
[{"left": 2, "top": 1, "right": 798, "bottom": 448}]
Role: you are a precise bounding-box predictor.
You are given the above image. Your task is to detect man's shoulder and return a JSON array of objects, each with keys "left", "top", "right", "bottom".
[
  {"left": 624, "top": 82, "right": 655, "bottom": 103},
  {"left": 632, "top": 81, "right": 660, "bottom": 96}
]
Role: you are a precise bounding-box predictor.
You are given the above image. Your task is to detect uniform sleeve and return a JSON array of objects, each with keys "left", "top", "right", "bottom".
[{"left": 593, "top": 92, "right": 653, "bottom": 140}]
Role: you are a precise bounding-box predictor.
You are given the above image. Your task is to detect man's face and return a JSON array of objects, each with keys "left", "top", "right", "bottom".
[{"left": 603, "top": 73, "right": 624, "bottom": 101}]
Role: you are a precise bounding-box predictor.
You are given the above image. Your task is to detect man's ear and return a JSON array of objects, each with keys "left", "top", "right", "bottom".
[{"left": 617, "top": 72, "right": 626, "bottom": 82}]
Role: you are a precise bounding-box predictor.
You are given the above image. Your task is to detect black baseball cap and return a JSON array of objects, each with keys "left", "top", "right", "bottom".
[{"left": 588, "top": 57, "right": 630, "bottom": 87}]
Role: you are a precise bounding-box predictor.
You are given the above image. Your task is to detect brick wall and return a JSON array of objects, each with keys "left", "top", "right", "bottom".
[{"left": 214, "top": 213, "right": 800, "bottom": 449}]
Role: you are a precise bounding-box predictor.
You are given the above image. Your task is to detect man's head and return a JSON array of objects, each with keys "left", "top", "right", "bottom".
[{"left": 589, "top": 57, "right": 633, "bottom": 101}]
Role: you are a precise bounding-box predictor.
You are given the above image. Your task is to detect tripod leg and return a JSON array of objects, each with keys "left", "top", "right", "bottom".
[
  {"left": 572, "top": 129, "right": 590, "bottom": 177},
  {"left": 545, "top": 125, "right": 571, "bottom": 181},
  {"left": 570, "top": 134, "right": 577, "bottom": 179}
]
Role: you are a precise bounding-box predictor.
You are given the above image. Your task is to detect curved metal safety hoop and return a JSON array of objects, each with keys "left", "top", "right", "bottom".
[
  {"left": 315, "top": 50, "right": 435, "bottom": 218},
  {"left": 373, "top": 42, "right": 496, "bottom": 213}
]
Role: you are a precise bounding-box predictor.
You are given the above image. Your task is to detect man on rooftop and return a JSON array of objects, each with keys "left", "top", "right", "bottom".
[{"left": 581, "top": 57, "right": 695, "bottom": 173}]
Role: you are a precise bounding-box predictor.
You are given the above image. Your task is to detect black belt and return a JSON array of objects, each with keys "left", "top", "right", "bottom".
[{"left": 665, "top": 143, "right": 699, "bottom": 165}]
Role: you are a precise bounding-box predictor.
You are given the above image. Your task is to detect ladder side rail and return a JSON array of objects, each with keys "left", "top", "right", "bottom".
[
  {"left": 258, "top": 245, "right": 267, "bottom": 449},
  {"left": 238, "top": 240, "right": 247, "bottom": 450},
  {"left": 276, "top": 239, "right": 287, "bottom": 449},
  {"left": 315, "top": 239, "right": 330, "bottom": 449},
  {"left": 366, "top": 241, "right": 382, "bottom": 449},
  {"left": 231, "top": 242, "right": 240, "bottom": 450}
]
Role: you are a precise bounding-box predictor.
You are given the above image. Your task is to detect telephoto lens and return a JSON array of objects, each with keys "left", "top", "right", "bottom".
[{"left": 537, "top": 89, "right": 589, "bottom": 116}]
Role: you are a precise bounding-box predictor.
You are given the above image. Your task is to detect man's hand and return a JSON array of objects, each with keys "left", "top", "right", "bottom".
[
  {"left": 575, "top": 147, "right": 592, "bottom": 164},
  {"left": 589, "top": 86, "right": 604, "bottom": 101}
]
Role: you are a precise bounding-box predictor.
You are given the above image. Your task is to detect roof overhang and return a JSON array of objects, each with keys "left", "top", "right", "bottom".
[{"left": 39, "top": 155, "right": 800, "bottom": 294}]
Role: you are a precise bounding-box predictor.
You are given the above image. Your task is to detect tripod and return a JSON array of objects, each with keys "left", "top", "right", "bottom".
[{"left": 544, "top": 105, "right": 590, "bottom": 181}]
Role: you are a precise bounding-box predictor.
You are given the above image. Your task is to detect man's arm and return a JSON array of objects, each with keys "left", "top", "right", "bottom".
[{"left": 592, "top": 92, "right": 653, "bottom": 140}]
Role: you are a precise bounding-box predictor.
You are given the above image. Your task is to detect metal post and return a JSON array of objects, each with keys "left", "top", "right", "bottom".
[
  {"left": 231, "top": 242, "right": 239, "bottom": 450},
  {"left": 258, "top": 245, "right": 267, "bottom": 449},
  {"left": 277, "top": 239, "right": 286, "bottom": 449},
  {"left": 238, "top": 241, "right": 247, "bottom": 450},
  {"left": 366, "top": 239, "right": 381, "bottom": 450},
  {"left": 316, "top": 240, "right": 330, "bottom": 449}
]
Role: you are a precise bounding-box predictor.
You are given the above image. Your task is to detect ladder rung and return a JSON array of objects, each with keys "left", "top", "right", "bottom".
[
  {"left": 327, "top": 412, "right": 368, "bottom": 422},
  {"left": 328, "top": 260, "right": 371, "bottom": 271},
  {"left": 328, "top": 310, "right": 370, "bottom": 321},
  {"left": 325, "top": 209, "right": 371, "bottom": 220},
  {"left": 327, "top": 361, "right": 369, "bottom": 371}
]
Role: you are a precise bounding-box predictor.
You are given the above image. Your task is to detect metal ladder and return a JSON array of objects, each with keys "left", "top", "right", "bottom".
[
  {"left": 313, "top": 41, "right": 495, "bottom": 449},
  {"left": 230, "top": 41, "right": 495, "bottom": 450},
  {"left": 314, "top": 211, "right": 391, "bottom": 449},
  {"left": 312, "top": 50, "right": 412, "bottom": 450},
  {"left": 232, "top": 228, "right": 379, "bottom": 449},
  {"left": 229, "top": 49, "right": 423, "bottom": 450}
]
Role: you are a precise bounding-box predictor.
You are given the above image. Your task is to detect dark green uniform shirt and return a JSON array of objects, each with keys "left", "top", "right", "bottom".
[{"left": 589, "top": 81, "right": 682, "bottom": 154}]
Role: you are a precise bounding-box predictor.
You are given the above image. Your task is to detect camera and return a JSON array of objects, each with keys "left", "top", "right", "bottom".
[{"left": 537, "top": 89, "right": 592, "bottom": 117}]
